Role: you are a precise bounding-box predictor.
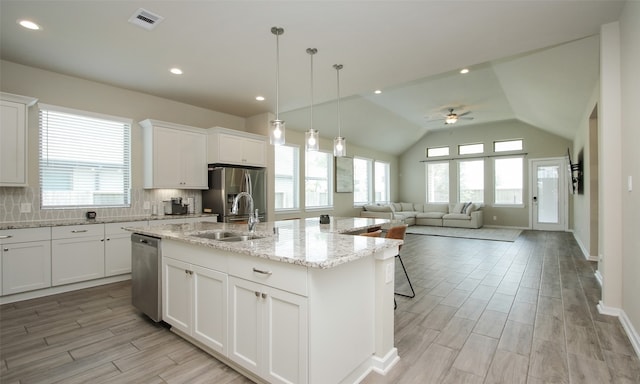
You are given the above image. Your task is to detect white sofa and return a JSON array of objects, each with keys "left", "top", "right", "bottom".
[{"left": 360, "top": 202, "right": 483, "bottom": 229}]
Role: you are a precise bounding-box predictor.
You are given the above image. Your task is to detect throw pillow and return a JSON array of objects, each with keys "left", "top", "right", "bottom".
[
  {"left": 461, "top": 202, "right": 471, "bottom": 214},
  {"left": 453, "top": 202, "right": 465, "bottom": 214},
  {"left": 465, "top": 203, "right": 476, "bottom": 215}
]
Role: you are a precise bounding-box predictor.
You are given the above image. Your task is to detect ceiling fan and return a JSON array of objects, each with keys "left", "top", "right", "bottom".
[{"left": 426, "top": 108, "right": 474, "bottom": 125}]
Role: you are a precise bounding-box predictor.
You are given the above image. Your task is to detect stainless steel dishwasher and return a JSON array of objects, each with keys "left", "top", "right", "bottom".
[{"left": 131, "top": 233, "right": 162, "bottom": 322}]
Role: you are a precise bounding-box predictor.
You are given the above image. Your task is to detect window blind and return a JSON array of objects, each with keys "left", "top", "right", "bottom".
[{"left": 39, "top": 104, "right": 131, "bottom": 208}]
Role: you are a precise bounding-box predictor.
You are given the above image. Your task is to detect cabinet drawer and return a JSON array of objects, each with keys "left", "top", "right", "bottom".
[
  {"left": 0, "top": 227, "right": 50, "bottom": 243},
  {"left": 229, "top": 254, "right": 307, "bottom": 296},
  {"left": 52, "top": 224, "right": 103, "bottom": 239}
]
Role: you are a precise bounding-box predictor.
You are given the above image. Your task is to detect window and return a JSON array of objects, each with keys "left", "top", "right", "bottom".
[
  {"left": 426, "top": 162, "right": 449, "bottom": 203},
  {"left": 494, "top": 157, "right": 523, "bottom": 205},
  {"left": 305, "top": 151, "right": 333, "bottom": 209},
  {"left": 458, "top": 159, "right": 484, "bottom": 203},
  {"left": 274, "top": 145, "right": 299, "bottom": 210},
  {"left": 353, "top": 157, "right": 372, "bottom": 205},
  {"left": 427, "top": 146, "right": 449, "bottom": 157},
  {"left": 374, "top": 161, "right": 390, "bottom": 203},
  {"left": 494, "top": 139, "right": 523, "bottom": 152},
  {"left": 459, "top": 143, "right": 484, "bottom": 155},
  {"left": 39, "top": 104, "right": 131, "bottom": 208}
]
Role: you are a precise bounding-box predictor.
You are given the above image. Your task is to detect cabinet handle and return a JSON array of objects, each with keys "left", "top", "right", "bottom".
[
  {"left": 261, "top": 293, "right": 267, "bottom": 299},
  {"left": 71, "top": 230, "right": 88, "bottom": 233},
  {"left": 252, "top": 268, "right": 272, "bottom": 276},
  {"left": 255, "top": 291, "right": 260, "bottom": 297},
  {"left": 3, "top": 248, "right": 8, "bottom": 252},
  {"left": 0, "top": 235, "right": 12, "bottom": 239}
]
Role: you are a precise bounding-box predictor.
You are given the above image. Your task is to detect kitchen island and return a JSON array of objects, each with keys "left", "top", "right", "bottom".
[{"left": 126, "top": 217, "right": 401, "bottom": 384}]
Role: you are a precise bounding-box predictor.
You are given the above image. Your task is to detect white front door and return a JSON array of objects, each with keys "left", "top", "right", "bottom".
[{"left": 530, "top": 158, "right": 567, "bottom": 231}]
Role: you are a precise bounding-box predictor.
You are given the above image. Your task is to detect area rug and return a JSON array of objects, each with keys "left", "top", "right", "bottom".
[{"left": 405, "top": 226, "right": 522, "bottom": 242}]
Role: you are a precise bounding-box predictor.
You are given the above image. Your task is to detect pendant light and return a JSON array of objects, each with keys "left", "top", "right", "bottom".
[
  {"left": 270, "top": 26, "right": 285, "bottom": 145},
  {"left": 333, "top": 64, "right": 346, "bottom": 157},
  {"left": 305, "top": 48, "right": 319, "bottom": 151}
]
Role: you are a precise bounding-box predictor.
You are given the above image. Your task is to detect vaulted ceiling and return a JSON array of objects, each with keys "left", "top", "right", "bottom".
[{"left": 0, "top": 1, "right": 624, "bottom": 155}]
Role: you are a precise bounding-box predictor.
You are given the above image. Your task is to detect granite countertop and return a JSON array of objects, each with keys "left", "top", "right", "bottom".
[
  {"left": 125, "top": 217, "right": 402, "bottom": 269},
  {"left": 0, "top": 213, "right": 218, "bottom": 230}
]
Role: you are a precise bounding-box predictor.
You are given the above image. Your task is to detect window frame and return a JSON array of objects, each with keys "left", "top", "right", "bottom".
[
  {"left": 304, "top": 150, "right": 334, "bottom": 210},
  {"left": 494, "top": 139, "right": 523, "bottom": 153},
  {"left": 425, "top": 161, "right": 450, "bottom": 204},
  {"left": 353, "top": 157, "right": 373, "bottom": 207},
  {"left": 274, "top": 144, "right": 300, "bottom": 212},
  {"left": 426, "top": 146, "right": 450, "bottom": 158},
  {"left": 458, "top": 158, "right": 484, "bottom": 203},
  {"left": 458, "top": 143, "right": 484, "bottom": 155},
  {"left": 374, "top": 161, "right": 390, "bottom": 204},
  {"left": 493, "top": 155, "right": 524, "bottom": 207},
  {"left": 38, "top": 104, "right": 132, "bottom": 209}
]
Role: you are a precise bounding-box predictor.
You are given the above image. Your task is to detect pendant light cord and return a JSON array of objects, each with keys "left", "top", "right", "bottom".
[
  {"left": 275, "top": 32, "right": 280, "bottom": 119},
  {"left": 307, "top": 48, "right": 317, "bottom": 130},
  {"left": 334, "top": 64, "right": 343, "bottom": 137}
]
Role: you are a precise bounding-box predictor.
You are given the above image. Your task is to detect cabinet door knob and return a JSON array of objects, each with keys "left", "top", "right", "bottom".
[
  {"left": 0, "top": 235, "right": 13, "bottom": 239},
  {"left": 255, "top": 291, "right": 260, "bottom": 297},
  {"left": 261, "top": 293, "right": 267, "bottom": 299},
  {"left": 3, "top": 248, "right": 8, "bottom": 252}
]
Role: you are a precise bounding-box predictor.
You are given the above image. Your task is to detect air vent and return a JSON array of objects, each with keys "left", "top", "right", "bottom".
[{"left": 128, "top": 8, "right": 164, "bottom": 30}]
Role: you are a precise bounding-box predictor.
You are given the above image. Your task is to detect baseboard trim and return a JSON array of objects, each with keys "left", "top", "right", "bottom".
[
  {"left": 597, "top": 300, "right": 640, "bottom": 359},
  {"left": 571, "top": 231, "right": 598, "bottom": 261},
  {"left": 0, "top": 274, "right": 131, "bottom": 305},
  {"left": 620, "top": 310, "right": 640, "bottom": 359},
  {"left": 370, "top": 347, "right": 400, "bottom": 375},
  {"left": 482, "top": 225, "right": 529, "bottom": 230},
  {"left": 595, "top": 270, "right": 603, "bottom": 287}
]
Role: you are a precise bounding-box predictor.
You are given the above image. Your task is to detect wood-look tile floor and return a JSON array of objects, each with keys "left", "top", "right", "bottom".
[{"left": 1, "top": 230, "right": 639, "bottom": 383}]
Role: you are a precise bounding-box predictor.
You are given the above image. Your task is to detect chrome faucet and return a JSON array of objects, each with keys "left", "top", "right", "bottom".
[{"left": 231, "top": 192, "right": 259, "bottom": 233}]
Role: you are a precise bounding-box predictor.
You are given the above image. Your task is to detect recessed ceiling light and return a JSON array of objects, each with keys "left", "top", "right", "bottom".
[
  {"left": 169, "top": 68, "right": 183, "bottom": 75},
  {"left": 255, "top": 96, "right": 265, "bottom": 101},
  {"left": 18, "top": 19, "right": 41, "bottom": 30},
  {"left": 460, "top": 68, "right": 469, "bottom": 74},
  {"left": 374, "top": 89, "right": 382, "bottom": 94}
]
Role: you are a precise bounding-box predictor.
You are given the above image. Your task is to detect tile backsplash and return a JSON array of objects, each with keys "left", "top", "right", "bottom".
[{"left": 0, "top": 187, "right": 202, "bottom": 223}]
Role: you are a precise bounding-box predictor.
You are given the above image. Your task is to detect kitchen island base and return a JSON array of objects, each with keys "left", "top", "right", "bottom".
[{"left": 161, "top": 239, "right": 399, "bottom": 384}]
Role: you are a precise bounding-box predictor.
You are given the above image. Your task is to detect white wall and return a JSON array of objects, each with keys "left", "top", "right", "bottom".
[
  {"left": 0, "top": 60, "right": 397, "bottom": 223},
  {"left": 619, "top": 0, "right": 640, "bottom": 352},
  {"left": 399, "top": 119, "right": 571, "bottom": 228}
]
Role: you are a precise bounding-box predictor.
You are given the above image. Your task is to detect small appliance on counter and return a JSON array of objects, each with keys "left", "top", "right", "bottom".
[{"left": 163, "top": 197, "right": 188, "bottom": 215}]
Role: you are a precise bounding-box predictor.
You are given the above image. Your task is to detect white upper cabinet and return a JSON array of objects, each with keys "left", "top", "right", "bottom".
[
  {"left": 140, "top": 119, "right": 207, "bottom": 189},
  {"left": 0, "top": 92, "right": 37, "bottom": 187},
  {"left": 207, "top": 127, "right": 266, "bottom": 167}
]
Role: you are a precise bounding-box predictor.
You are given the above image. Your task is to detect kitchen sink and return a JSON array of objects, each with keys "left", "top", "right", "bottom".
[{"left": 192, "top": 231, "right": 263, "bottom": 242}]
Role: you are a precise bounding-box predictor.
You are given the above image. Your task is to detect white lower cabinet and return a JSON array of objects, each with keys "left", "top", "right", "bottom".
[
  {"left": 163, "top": 256, "right": 228, "bottom": 354},
  {"left": 104, "top": 222, "right": 136, "bottom": 276},
  {"left": 52, "top": 224, "right": 105, "bottom": 286},
  {"left": 228, "top": 276, "right": 308, "bottom": 384},
  {"left": 0, "top": 227, "right": 51, "bottom": 295}
]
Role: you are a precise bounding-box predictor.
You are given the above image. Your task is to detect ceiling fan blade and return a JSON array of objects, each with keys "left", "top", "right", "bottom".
[
  {"left": 460, "top": 116, "right": 474, "bottom": 120},
  {"left": 457, "top": 111, "right": 472, "bottom": 117}
]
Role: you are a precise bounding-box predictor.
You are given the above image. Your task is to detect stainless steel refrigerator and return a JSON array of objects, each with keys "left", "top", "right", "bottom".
[{"left": 202, "top": 164, "right": 267, "bottom": 223}]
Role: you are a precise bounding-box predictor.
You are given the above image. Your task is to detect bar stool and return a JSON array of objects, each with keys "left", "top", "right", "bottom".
[{"left": 385, "top": 224, "right": 415, "bottom": 309}]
